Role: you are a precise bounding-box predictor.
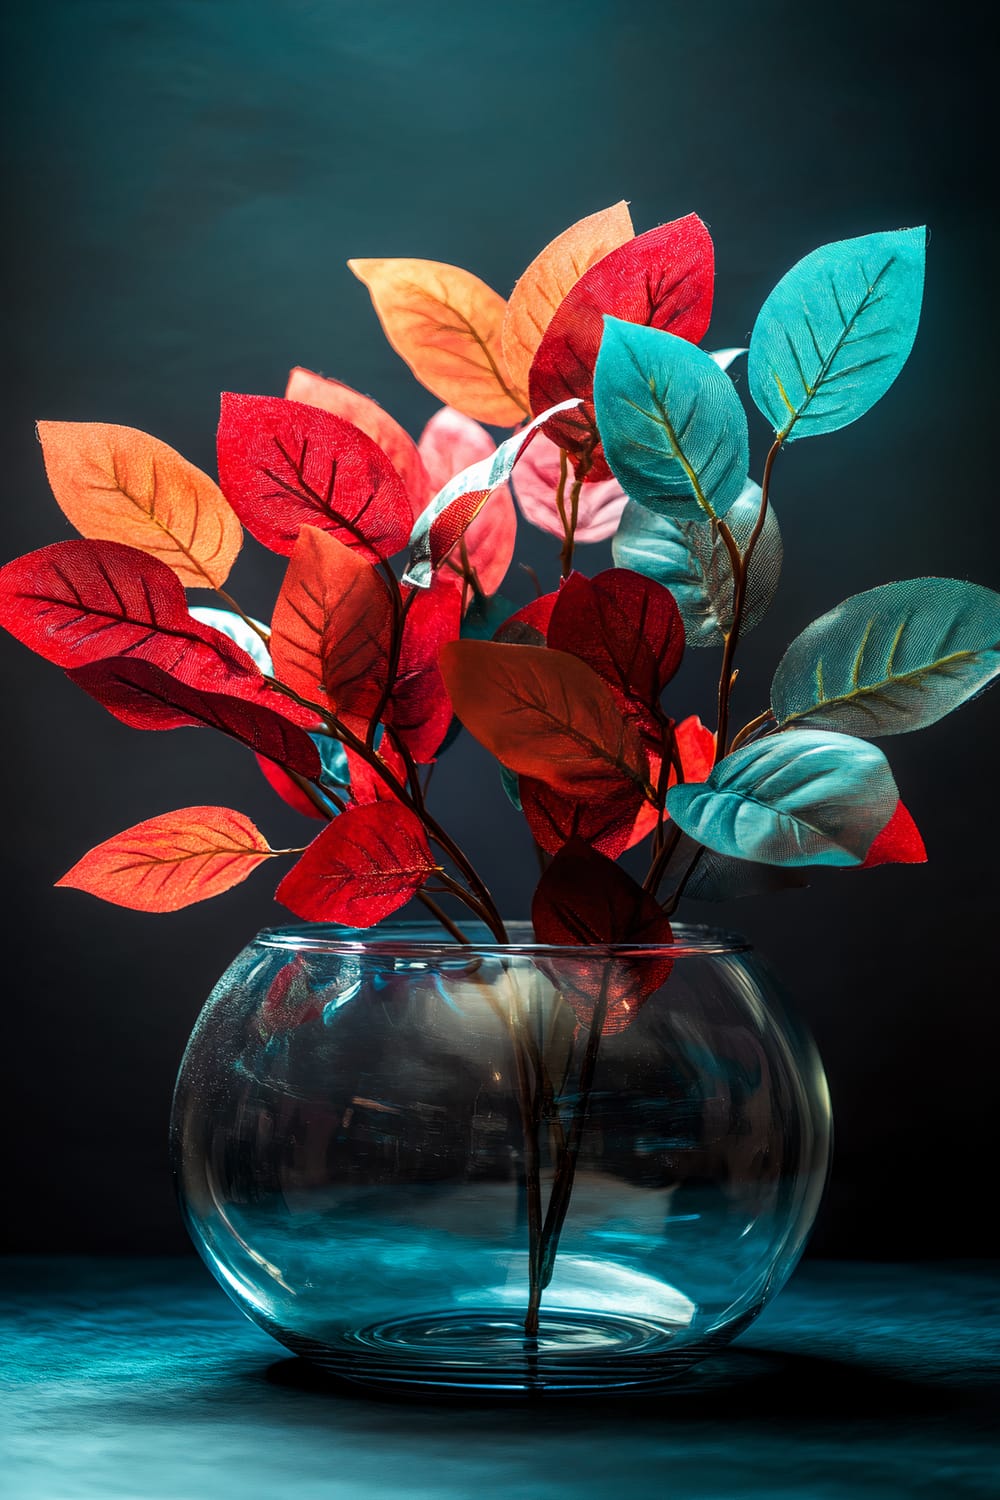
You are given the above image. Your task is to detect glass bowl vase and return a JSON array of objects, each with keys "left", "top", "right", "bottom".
[{"left": 170, "top": 922, "right": 831, "bottom": 1397}]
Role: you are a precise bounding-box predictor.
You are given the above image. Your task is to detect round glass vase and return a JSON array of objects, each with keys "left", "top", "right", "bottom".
[{"left": 171, "top": 923, "right": 831, "bottom": 1397}]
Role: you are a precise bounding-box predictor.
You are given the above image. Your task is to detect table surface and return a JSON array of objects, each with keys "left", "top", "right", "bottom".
[{"left": 2, "top": 1258, "right": 998, "bottom": 1500}]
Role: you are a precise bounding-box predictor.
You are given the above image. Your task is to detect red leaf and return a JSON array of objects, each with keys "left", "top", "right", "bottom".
[
  {"left": 548, "top": 568, "right": 684, "bottom": 724},
  {"left": 256, "top": 754, "right": 328, "bottom": 820},
  {"left": 521, "top": 776, "right": 645, "bottom": 858},
  {"left": 417, "top": 407, "right": 517, "bottom": 599},
  {"left": 384, "top": 579, "right": 462, "bottom": 762},
  {"left": 217, "top": 393, "right": 411, "bottom": 561},
  {"left": 0, "top": 539, "right": 262, "bottom": 692},
  {"left": 493, "top": 591, "right": 560, "bottom": 645},
  {"left": 285, "top": 367, "right": 431, "bottom": 515},
  {"left": 511, "top": 432, "right": 627, "bottom": 542},
  {"left": 440, "top": 639, "right": 651, "bottom": 796},
  {"left": 532, "top": 839, "right": 674, "bottom": 1032},
  {"left": 276, "top": 802, "right": 436, "bottom": 926},
  {"left": 628, "top": 713, "right": 716, "bottom": 849},
  {"left": 528, "top": 215, "right": 715, "bottom": 477},
  {"left": 56, "top": 806, "right": 273, "bottom": 912},
  {"left": 345, "top": 738, "right": 408, "bottom": 806},
  {"left": 673, "top": 713, "right": 716, "bottom": 785},
  {"left": 270, "top": 525, "right": 393, "bottom": 724},
  {"left": 861, "top": 801, "right": 927, "bottom": 868},
  {"left": 68, "top": 655, "right": 321, "bottom": 777}
]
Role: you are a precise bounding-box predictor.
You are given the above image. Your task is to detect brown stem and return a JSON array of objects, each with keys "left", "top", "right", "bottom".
[
  {"left": 662, "top": 843, "right": 707, "bottom": 915},
  {"left": 730, "top": 708, "right": 777, "bottom": 753},
  {"left": 559, "top": 478, "right": 584, "bottom": 579},
  {"left": 504, "top": 977, "right": 544, "bottom": 1340},
  {"left": 714, "top": 437, "right": 783, "bottom": 762},
  {"left": 538, "top": 968, "right": 611, "bottom": 1288},
  {"left": 415, "top": 889, "right": 471, "bottom": 943},
  {"left": 213, "top": 587, "right": 271, "bottom": 649},
  {"left": 366, "top": 576, "right": 417, "bottom": 750},
  {"left": 642, "top": 719, "right": 684, "bottom": 894},
  {"left": 266, "top": 676, "right": 508, "bottom": 941}
]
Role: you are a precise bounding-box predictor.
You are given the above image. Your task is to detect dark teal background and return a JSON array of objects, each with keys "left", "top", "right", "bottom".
[{"left": 2, "top": 0, "right": 997, "bottom": 1255}]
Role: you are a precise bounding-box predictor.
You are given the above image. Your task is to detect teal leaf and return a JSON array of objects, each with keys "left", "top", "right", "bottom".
[
  {"left": 189, "top": 606, "right": 272, "bottom": 674},
  {"left": 462, "top": 593, "right": 516, "bottom": 641},
  {"left": 593, "top": 316, "right": 750, "bottom": 523},
  {"left": 612, "top": 481, "right": 782, "bottom": 648},
  {"left": 684, "top": 851, "right": 809, "bottom": 901},
  {"left": 661, "top": 833, "right": 809, "bottom": 901},
  {"left": 748, "top": 227, "right": 926, "bottom": 441},
  {"left": 312, "top": 732, "right": 349, "bottom": 790},
  {"left": 499, "top": 763, "right": 522, "bottom": 811},
  {"left": 771, "top": 578, "right": 1000, "bottom": 736},
  {"left": 664, "top": 729, "right": 897, "bottom": 867}
]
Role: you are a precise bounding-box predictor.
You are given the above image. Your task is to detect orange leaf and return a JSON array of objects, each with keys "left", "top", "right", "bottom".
[
  {"left": 270, "top": 525, "right": 392, "bottom": 720},
  {"left": 285, "top": 368, "right": 431, "bottom": 515},
  {"left": 439, "top": 639, "right": 651, "bottom": 797},
  {"left": 37, "top": 422, "right": 242, "bottom": 589},
  {"left": 56, "top": 807, "right": 273, "bottom": 911},
  {"left": 502, "top": 202, "right": 634, "bottom": 394},
  {"left": 348, "top": 258, "right": 527, "bottom": 426}
]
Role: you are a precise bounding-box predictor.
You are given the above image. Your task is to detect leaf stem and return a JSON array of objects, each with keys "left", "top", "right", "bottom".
[
  {"left": 730, "top": 708, "right": 777, "bottom": 752},
  {"left": 714, "top": 437, "right": 783, "bottom": 762},
  {"left": 213, "top": 587, "right": 272, "bottom": 649}
]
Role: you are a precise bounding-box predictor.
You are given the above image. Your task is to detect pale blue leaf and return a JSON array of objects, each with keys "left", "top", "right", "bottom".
[
  {"left": 748, "top": 227, "right": 926, "bottom": 441},
  {"left": 312, "top": 732, "right": 349, "bottom": 790},
  {"left": 612, "top": 481, "right": 782, "bottom": 647},
  {"left": 189, "top": 607, "right": 272, "bottom": 674},
  {"left": 664, "top": 728, "right": 898, "bottom": 867},
  {"left": 593, "top": 317, "right": 750, "bottom": 523},
  {"left": 403, "top": 400, "right": 579, "bottom": 588},
  {"left": 709, "top": 348, "right": 747, "bottom": 373},
  {"left": 771, "top": 577, "right": 1000, "bottom": 736}
]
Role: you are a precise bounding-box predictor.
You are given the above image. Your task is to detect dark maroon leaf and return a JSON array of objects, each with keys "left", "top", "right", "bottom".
[
  {"left": 547, "top": 569, "right": 684, "bottom": 725},
  {"left": 532, "top": 839, "right": 674, "bottom": 1032},
  {"left": 67, "top": 655, "right": 321, "bottom": 777}
]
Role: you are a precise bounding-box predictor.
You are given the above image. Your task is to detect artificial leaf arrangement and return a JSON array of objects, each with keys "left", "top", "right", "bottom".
[{"left": 4, "top": 203, "right": 998, "bottom": 1334}]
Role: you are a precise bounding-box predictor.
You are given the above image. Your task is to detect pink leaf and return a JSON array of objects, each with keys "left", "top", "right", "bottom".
[{"left": 511, "top": 432, "right": 628, "bottom": 543}]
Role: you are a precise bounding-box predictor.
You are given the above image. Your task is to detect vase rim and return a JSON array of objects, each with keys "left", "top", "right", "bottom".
[{"left": 253, "top": 920, "right": 750, "bottom": 959}]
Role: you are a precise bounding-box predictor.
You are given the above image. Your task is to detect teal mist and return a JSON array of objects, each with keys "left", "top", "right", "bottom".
[
  {"left": 665, "top": 729, "right": 898, "bottom": 867},
  {"left": 612, "top": 482, "right": 783, "bottom": 648},
  {"left": 748, "top": 228, "right": 926, "bottom": 441},
  {"left": 593, "top": 318, "right": 750, "bottom": 522},
  {"left": 771, "top": 576, "right": 1000, "bottom": 736}
]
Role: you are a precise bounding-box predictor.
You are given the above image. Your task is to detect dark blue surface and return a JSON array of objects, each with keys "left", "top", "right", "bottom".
[{"left": 3, "top": 1258, "right": 998, "bottom": 1497}]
